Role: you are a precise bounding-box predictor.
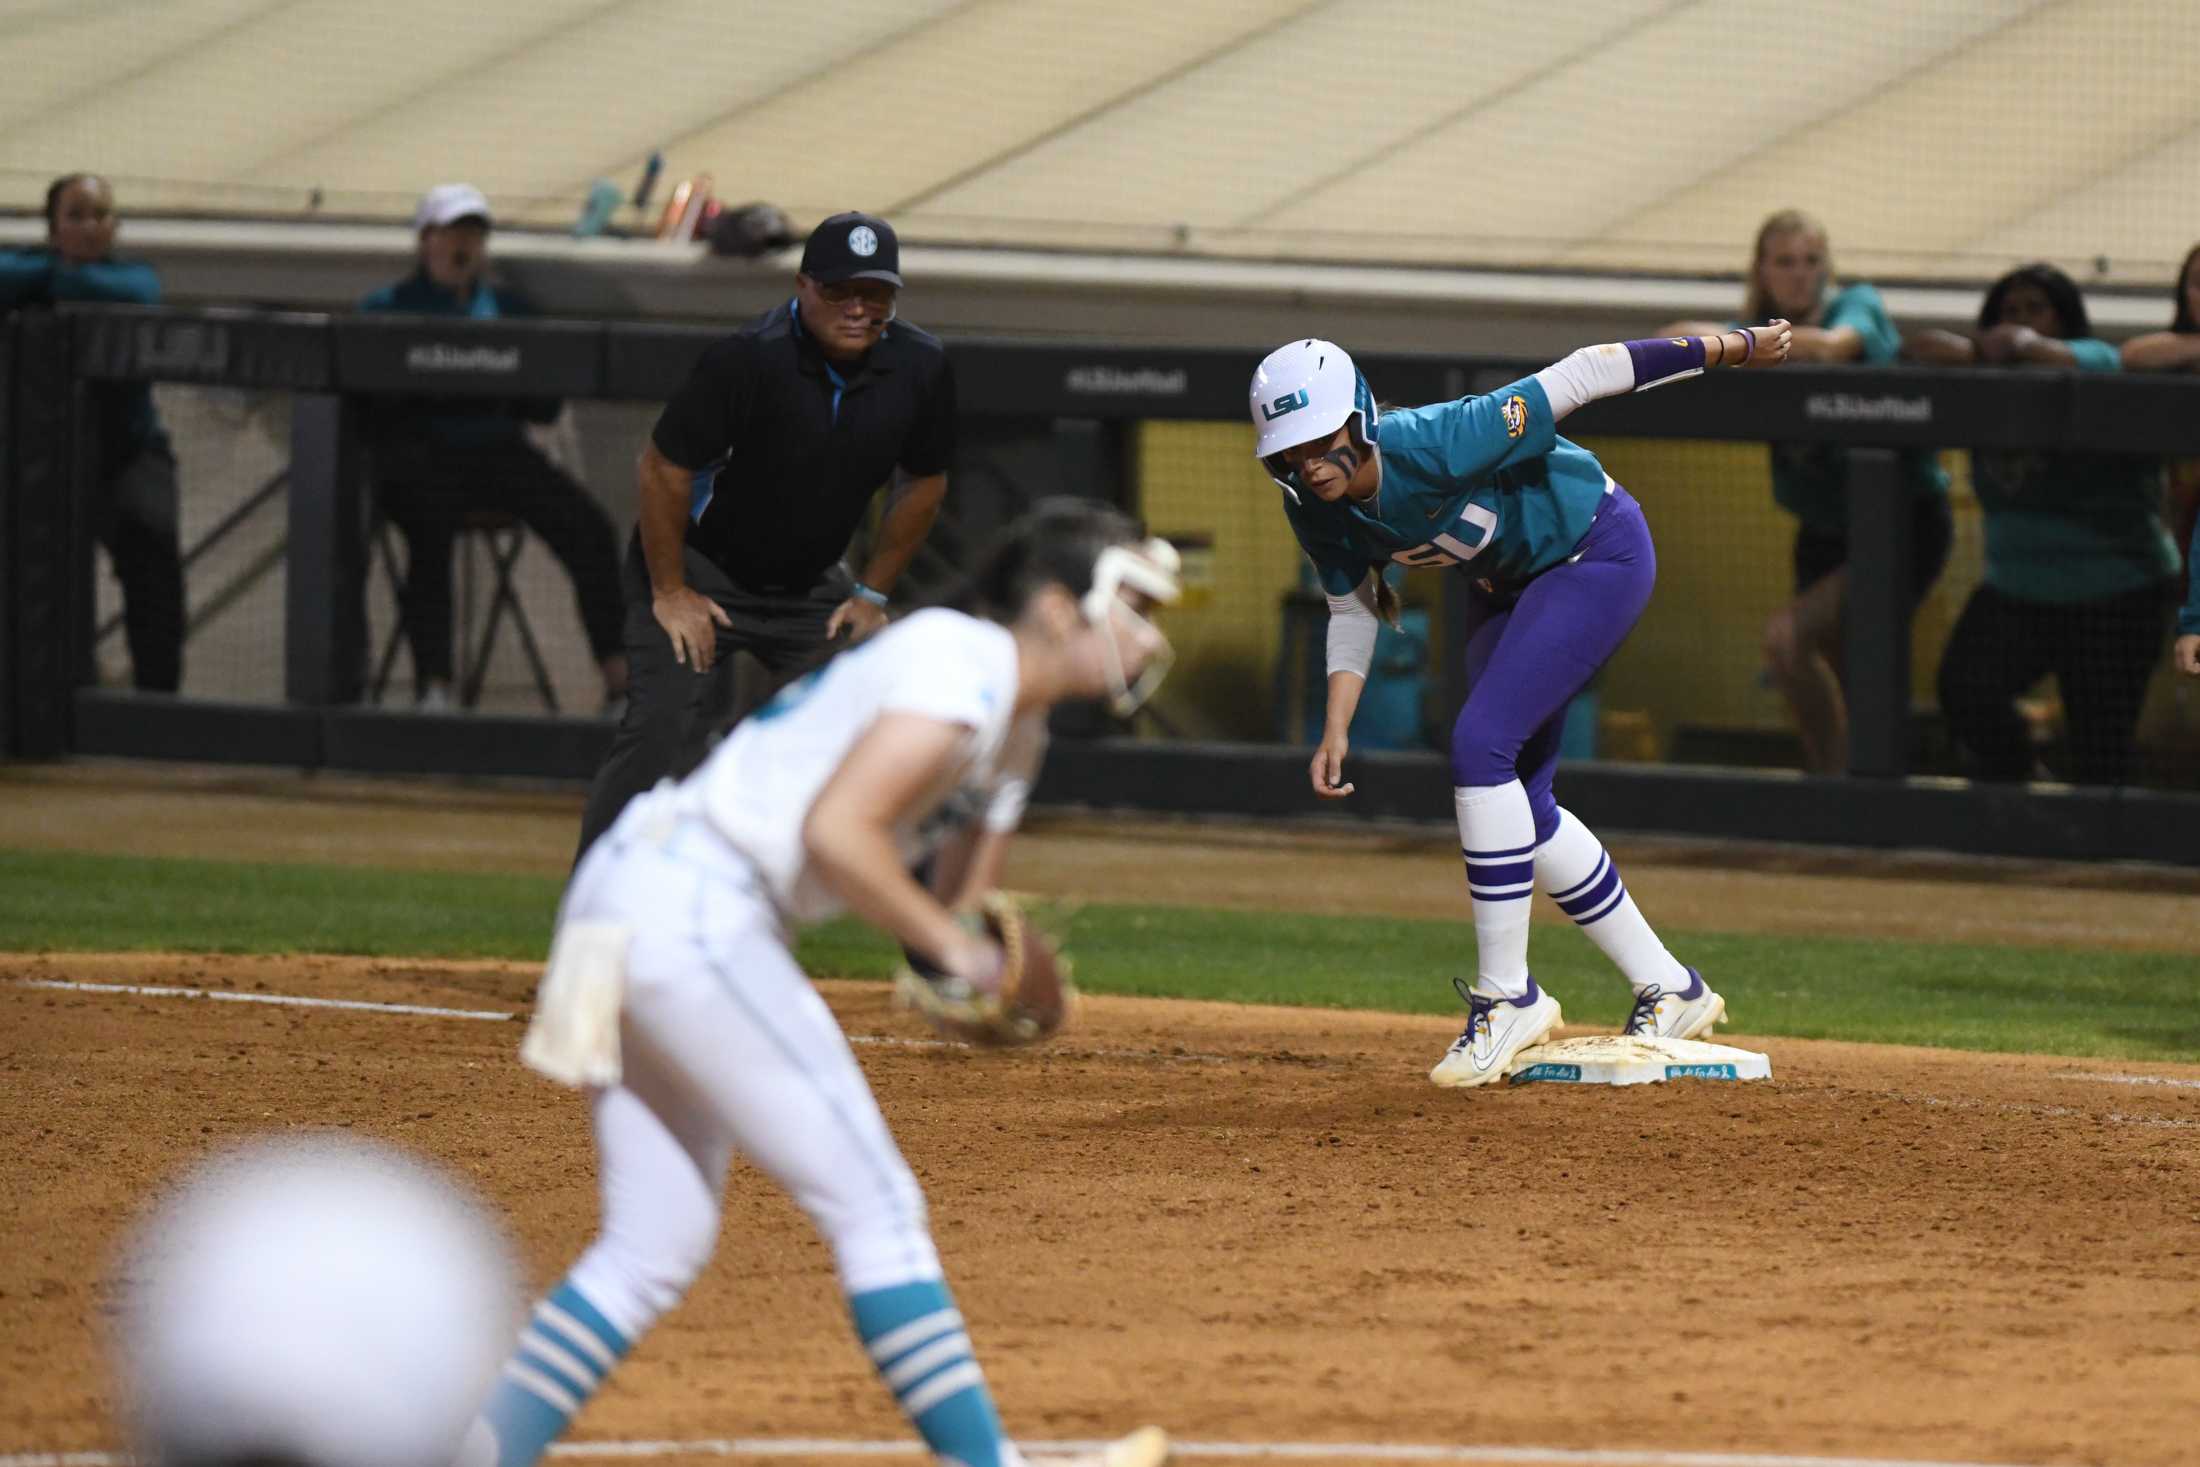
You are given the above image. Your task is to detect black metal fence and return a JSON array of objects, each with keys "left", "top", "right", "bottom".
[{"left": 5, "top": 304, "right": 2197, "bottom": 863}]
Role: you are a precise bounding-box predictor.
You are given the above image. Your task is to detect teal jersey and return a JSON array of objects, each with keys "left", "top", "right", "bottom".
[
  {"left": 1282, "top": 376, "right": 1610, "bottom": 597},
  {"left": 1971, "top": 338, "right": 2179, "bottom": 604},
  {"left": 1769, "top": 283, "right": 1949, "bottom": 533}
]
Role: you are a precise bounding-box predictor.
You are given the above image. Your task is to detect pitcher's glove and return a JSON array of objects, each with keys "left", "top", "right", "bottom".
[{"left": 894, "top": 893, "right": 1075, "bottom": 1047}]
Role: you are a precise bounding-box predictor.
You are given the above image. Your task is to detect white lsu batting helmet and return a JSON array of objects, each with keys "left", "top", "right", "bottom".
[{"left": 1249, "top": 339, "right": 1379, "bottom": 503}]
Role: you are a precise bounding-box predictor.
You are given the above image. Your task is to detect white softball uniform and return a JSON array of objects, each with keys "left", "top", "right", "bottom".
[
  {"left": 692, "top": 607, "right": 1044, "bottom": 923},
  {"left": 552, "top": 608, "right": 1045, "bottom": 1343}
]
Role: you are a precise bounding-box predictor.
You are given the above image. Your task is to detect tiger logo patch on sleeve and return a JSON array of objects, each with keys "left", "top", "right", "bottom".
[{"left": 1501, "top": 394, "right": 1529, "bottom": 440}]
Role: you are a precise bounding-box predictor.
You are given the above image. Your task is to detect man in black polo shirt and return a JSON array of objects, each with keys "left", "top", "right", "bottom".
[{"left": 575, "top": 211, "right": 954, "bottom": 856}]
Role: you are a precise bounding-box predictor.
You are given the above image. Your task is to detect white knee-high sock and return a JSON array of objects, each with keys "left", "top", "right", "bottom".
[
  {"left": 1455, "top": 782, "right": 1537, "bottom": 998},
  {"left": 1534, "top": 808, "right": 1689, "bottom": 994}
]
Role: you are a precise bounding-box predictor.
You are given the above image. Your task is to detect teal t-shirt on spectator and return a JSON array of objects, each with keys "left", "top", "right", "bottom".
[
  {"left": 1970, "top": 337, "right": 2180, "bottom": 604},
  {"left": 358, "top": 271, "right": 555, "bottom": 451},
  {"left": 1767, "top": 282, "right": 1950, "bottom": 535},
  {"left": 0, "top": 247, "right": 170, "bottom": 476}
]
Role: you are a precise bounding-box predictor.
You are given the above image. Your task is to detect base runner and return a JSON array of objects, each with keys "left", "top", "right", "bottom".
[{"left": 1248, "top": 324, "right": 1791, "bottom": 1086}]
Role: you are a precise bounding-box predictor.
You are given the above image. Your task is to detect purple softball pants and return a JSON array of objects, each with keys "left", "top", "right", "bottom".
[{"left": 1450, "top": 485, "right": 1656, "bottom": 844}]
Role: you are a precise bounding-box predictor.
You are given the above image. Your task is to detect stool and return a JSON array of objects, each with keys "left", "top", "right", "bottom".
[{"left": 368, "top": 508, "right": 560, "bottom": 712}]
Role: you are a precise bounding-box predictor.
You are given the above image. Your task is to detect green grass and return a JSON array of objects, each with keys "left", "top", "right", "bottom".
[
  {"left": 4, "top": 848, "right": 2193, "bottom": 1062},
  {"left": 0, "top": 848, "right": 561, "bottom": 960}
]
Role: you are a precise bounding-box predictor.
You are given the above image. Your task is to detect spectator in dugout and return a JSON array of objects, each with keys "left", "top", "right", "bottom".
[
  {"left": 360, "top": 184, "right": 626, "bottom": 712},
  {"left": 1662, "top": 209, "right": 1952, "bottom": 775},
  {"left": 0, "top": 173, "right": 184, "bottom": 692},
  {"left": 1906, "top": 263, "right": 2180, "bottom": 784},
  {"left": 2120, "top": 242, "right": 2200, "bottom": 608}
]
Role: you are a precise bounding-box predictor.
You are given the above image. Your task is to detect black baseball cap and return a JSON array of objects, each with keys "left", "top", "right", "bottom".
[{"left": 800, "top": 211, "right": 902, "bottom": 288}]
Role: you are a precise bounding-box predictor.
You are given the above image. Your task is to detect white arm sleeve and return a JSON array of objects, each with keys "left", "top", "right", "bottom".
[
  {"left": 1325, "top": 590, "right": 1378, "bottom": 679},
  {"left": 1532, "top": 342, "right": 1636, "bottom": 421}
]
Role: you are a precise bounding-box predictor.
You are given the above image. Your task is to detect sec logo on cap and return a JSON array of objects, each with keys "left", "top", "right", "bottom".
[{"left": 848, "top": 225, "right": 878, "bottom": 257}]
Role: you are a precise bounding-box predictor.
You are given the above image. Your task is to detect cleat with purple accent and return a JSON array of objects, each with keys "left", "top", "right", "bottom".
[
  {"left": 1429, "top": 976, "right": 1562, "bottom": 1088},
  {"left": 1623, "top": 968, "right": 1725, "bottom": 1041}
]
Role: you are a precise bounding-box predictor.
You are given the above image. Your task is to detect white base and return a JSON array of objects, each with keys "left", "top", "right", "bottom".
[{"left": 1506, "top": 1034, "right": 1771, "bottom": 1086}]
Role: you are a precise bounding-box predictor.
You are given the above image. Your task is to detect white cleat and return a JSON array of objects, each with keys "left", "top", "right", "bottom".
[
  {"left": 1624, "top": 968, "right": 1725, "bottom": 1041},
  {"left": 1024, "top": 1426, "right": 1173, "bottom": 1467},
  {"left": 1429, "top": 977, "right": 1562, "bottom": 1088}
]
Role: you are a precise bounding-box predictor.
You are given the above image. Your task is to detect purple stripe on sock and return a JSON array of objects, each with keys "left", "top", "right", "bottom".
[
  {"left": 1548, "top": 853, "right": 1610, "bottom": 904},
  {"left": 1576, "top": 883, "right": 1629, "bottom": 926},
  {"left": 1556, "top": 860, "right": 1622, "bottom": 919},
  {"left": 1461, "top": 841, "right": 1538, "bottom": 860},
  {"left": 1468, "top": 887, "right": 1535, "bottom": 902},
  {"left": 1465, "top": 857, "right": 1535, "bottom": 888}
]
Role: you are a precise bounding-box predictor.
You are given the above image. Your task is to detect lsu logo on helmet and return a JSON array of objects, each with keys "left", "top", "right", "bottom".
[
  {"left": 1261, "top": 388, "right": 1310, "bottom": 421},
  {"left": 1501, "top": 394, "right": 1529, "bottom": 440}
]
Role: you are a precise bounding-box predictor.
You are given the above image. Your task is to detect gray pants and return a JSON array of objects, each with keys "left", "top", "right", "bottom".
[{"left": 575, "top": 533, "right": 846, "bottom": 861}]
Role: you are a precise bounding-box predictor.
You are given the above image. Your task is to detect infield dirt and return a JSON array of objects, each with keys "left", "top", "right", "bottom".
[{"left": 5, "top": 764, "right": 2199, "bottom": 1465}]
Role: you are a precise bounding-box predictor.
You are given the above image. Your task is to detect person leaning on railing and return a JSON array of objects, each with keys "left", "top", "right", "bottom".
[
  {"left": 2120, "top": 240, "right": 2200, "bottom": 665},
  {"left": 358, "top": 184, "right": 628, "bottom": 713},
  {"left": 0, "top": 173, "right": 184, "bottom": 693},
  {"left": 1905, "top": 263, "right": 2180, "bottom": 784},
  {"left": 1662, "top": 209, "right": 1952, "bottom": 776}
]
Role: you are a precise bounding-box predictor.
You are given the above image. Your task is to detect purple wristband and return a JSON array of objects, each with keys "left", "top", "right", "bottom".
[{"left": 1622, "top": 335, "right": 1709, "bottom": 391}]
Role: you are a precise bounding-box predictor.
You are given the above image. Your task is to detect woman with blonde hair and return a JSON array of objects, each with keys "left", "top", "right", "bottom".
[{"left": 1664, "top": 210, "right": 1953, "bottom": 773}]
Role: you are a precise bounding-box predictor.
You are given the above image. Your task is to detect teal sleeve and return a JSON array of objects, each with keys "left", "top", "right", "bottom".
[
  {"left": 2182, "top": 520, "right": 2200, "bottom": 638},
  {"left": 1410, "top": 376, "right": 1558, "bottom": 480},
  {"left": 1306, "top": 548, "right": 1372, "bottom": 598},
  {"left": 2067, "top": 338, "right": 2120, "bottom": 373},
  {"left": 0, "top": 249, "right": 57, "bottom": 307},
  {"left": 1282, "top": 503, "right": 1374, "bottom": 596},
  {"left": 1822, "top": 284, "right": 1899, "bottom": 364},
  {"left": 359, "top": 284, "right": 399, "bottom": 312},
  {"left": 51, "top": 258, "right": 161, "bottom": 305}
]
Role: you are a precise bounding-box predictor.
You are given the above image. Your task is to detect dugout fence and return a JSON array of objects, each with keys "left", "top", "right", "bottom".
[{"left": 4, "top": 304, "right": 2197, "bottom": 863}]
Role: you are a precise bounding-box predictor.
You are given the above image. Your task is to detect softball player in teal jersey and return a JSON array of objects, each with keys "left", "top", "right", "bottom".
[{"left": 1250, "top": 321, "right": 1790, "bottom": 1086}]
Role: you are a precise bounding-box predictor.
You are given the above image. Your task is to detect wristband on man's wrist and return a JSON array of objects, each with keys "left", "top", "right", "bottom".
[{"left": 851, "top": 581, "right": 889, "bottom": 608}]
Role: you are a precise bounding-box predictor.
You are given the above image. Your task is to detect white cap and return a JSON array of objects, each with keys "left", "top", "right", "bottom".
[
  {"left": 118, "top": 1134, "right": 519, "bottom": 1467},
  {"left": 414, "top": 182, "right": 493, "bottom": 231}
]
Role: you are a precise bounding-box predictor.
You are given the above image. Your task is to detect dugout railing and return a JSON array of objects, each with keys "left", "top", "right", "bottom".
[{"left": 4, "top": 304, "right": 2197, "bottom": 865}]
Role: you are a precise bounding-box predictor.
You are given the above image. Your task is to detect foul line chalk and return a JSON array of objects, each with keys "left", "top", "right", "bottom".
[
  {"left": 13, "top": 978, "right": 514, "bottom": 1021},
  {"left": 5, "top": 979, "right": 1225, "bottom": 1065},
  {"left": 0, "top": 1443, "right": 2055, "bottom": 1467},
  {"left": 2072, "top": 1072, "right": 2200, "bottom": 1091}
]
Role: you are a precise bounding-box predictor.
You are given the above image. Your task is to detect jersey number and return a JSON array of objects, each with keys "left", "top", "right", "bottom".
[{"left": 1389, "top": 504, "right": 1498, "bottom": 568}]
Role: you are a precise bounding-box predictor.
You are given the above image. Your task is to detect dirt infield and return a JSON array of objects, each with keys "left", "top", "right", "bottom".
[
  {"left": 7, "top": 953, "right": 2199, "bottom": 1466},
  {"left": 6, "top": 763, "right": 2200, "bottom": 1463}
]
